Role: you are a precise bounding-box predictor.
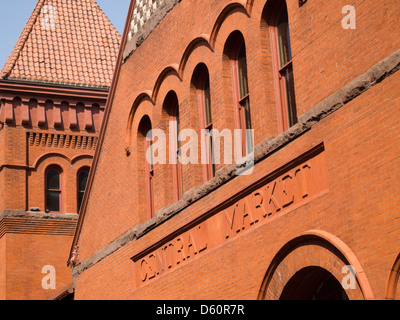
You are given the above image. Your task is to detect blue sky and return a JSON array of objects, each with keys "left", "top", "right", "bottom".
[{"left": 0, "top": 0, "right": 131, "bottom": 69}]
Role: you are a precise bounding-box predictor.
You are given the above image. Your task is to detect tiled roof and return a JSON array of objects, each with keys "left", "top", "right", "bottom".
[{"left": 1, "top": 0, "right": 121, "bottom": 88}]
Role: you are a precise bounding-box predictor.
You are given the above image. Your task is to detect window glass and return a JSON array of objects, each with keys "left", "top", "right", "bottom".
[
  {"left": 204, "top": 76, "right": 212, "bottom": 126},
  {"left": 78, "top": 170, "right": 89, "bottom": 212},
  {"left": 78, "top": 171, "right": 89, "bottom": 192},
  {"left": 276, "top": 2, "right": 297, "bottom": 128},
  {"left": 277, "top": 6, "right": 292, "bottom": 68},
  {"left": 47, "top": 169, "right": 60, "bottom": 190},
  {"left": 46, "top": 191, "right": 60, "bottom": 212},
  {"left": 46, "top": 168, "right": 61, "bottom": 212}
]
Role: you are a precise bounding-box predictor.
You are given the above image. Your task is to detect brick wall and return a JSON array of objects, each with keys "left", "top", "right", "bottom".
[
  {"left": 73, "top": 0, "right": 400, "bottom": 299},
  {"left": 3, "top": 231, "right": 76, "bottom": 300}
]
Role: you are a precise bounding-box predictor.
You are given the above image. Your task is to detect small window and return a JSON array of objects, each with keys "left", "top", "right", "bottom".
[
  {"left": 77, "top": 168, "right": 89, "bottom": 213},
  {"left": 46, "top": 167, "right": 62, "bottom": 212}
]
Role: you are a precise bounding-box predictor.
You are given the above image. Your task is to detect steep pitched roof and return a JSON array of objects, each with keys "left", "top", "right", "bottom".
[{"left": 1, "top": 0, "right": 121, "bottom": 88}]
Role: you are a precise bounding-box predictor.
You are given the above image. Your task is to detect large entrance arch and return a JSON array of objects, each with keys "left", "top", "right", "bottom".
[
  {"left": 280, "top": 266, "right": 349, "bottom": 300},
  {"left": 258, "top": 230, "right": 374, "bottom": 300}
]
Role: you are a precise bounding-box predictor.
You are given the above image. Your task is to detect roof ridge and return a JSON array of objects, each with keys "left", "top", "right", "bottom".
[{"left": 1, "top": 0, "right": 46, "bottom": 79}]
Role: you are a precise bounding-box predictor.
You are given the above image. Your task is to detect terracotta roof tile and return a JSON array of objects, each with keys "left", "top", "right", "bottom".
[{"left": 1, "top": 0, "right": 121, "bottom": 88}]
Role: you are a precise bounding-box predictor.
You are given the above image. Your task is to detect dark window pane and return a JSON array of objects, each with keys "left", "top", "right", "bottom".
[
  {"left": 204, "top": 76, "right": 212, "bottom": 126},
  {"left": 78, "top": 192, "right": 84, "bottom": 212},
  {"left": 79, "top": 171, "right": 89, "bottom": 191},
  {"left": 47, "top": 169, "right": 60, "bottom": 190},
  {"left": 46, "top": 191, "right": 60, "bottom": 212}
]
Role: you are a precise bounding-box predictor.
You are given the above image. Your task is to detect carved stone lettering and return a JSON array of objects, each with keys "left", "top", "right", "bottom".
[{"left": 133, "top": 148, "right": 328, "bottom": 289}]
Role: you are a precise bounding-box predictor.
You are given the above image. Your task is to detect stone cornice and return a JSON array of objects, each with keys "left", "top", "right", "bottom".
[{"left": 0, "top": 209, "right": 79, "bottom": 221}]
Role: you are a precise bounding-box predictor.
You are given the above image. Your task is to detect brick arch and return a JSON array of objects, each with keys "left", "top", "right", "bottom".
[
  {"left": 182, "top": 46, "right": 215, "bottom": 135},
  {"left": 152, "top": 64, "right": 181, "bottom": 104},
  {"left": 154, "top": 73, "right": 183, "bottom": 127},
  {"left": 385, "top": 252, "right": 400, "bottom": 300},
  {"left": 258, "top": 230, "right": 374, "bottom": 300},
  {"left": 125, "top": 91, "right": 154, "bottom": 150},
  {"left": 31, "top": 152, "right": 72, "bottom": 170},
  {"left": 179, "top": 36, "right": 212, "bottom": 77},
  {"left": 71, "top": 154, "right": 93, "bottom": 165},
  {"left": 209, "top": 1, "right": 249, "bottom": 49}
]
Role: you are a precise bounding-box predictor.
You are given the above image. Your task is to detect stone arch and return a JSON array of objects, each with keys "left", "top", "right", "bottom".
[{"left": 258, "top": 230, "right": 374, "bottom": 300}]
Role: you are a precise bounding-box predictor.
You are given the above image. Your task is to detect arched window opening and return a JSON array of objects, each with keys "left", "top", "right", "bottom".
[
  {"left": 192, "top": 64, "right": 215, "bottom": 182},
  {"left": 45, "top": 166, "right": 62, "bottom": 213},
  {"left": 163, "top": 91, "right": 183, "bottom": 202},
  {"left": 269, "top": 0, "right": 298, "bottom": 132},
  {"left": 227, "top": 32, "right": 253, "bottom": 157},
  {"left": 139, "top": 116, "right": 155, "bottom": 219},
  {"left": 77, "top": 167, "right": 90, "bottom": 213}
]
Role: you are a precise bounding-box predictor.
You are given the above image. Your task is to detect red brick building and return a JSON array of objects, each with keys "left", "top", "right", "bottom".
[
  {"left": 69, "top": 0, "right": 400, "bottom": 300},
  {"left": 0, "top": 0, "right": 120, "bottom": 300}
]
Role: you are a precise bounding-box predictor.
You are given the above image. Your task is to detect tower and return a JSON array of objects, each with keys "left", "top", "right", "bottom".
[{"left": 0, "top": 0, "right": 120, "bottom": 300}]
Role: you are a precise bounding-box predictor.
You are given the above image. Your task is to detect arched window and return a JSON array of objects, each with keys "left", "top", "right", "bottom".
[
  {"left": 192, "top": 63, "right": 215, "bottom": 182},
  {"left": 229, "top": 32, "right": 253, "bottom": 157},
  {"left": 77, "top": 167, "right": 90, "bottom": 213},
  {"left": 269, "top": 0, "right": 297, "bottom": 132},
  {"left": 164, "top": 91, "right": 183, "bottom": 202},
  {"left": 139, "top": 116, "right": 155, "bottom": 219},
  {"left": 45, "top": 166, "right": 62, "bottom": 213}
]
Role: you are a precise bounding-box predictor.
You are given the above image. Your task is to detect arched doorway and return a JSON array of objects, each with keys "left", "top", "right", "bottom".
[
  {"left": 280, "top": 266, "right": 349, "bottom": 300},
  {"left": 258, "top": 230, "right": 373, "bottom": 300}
]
